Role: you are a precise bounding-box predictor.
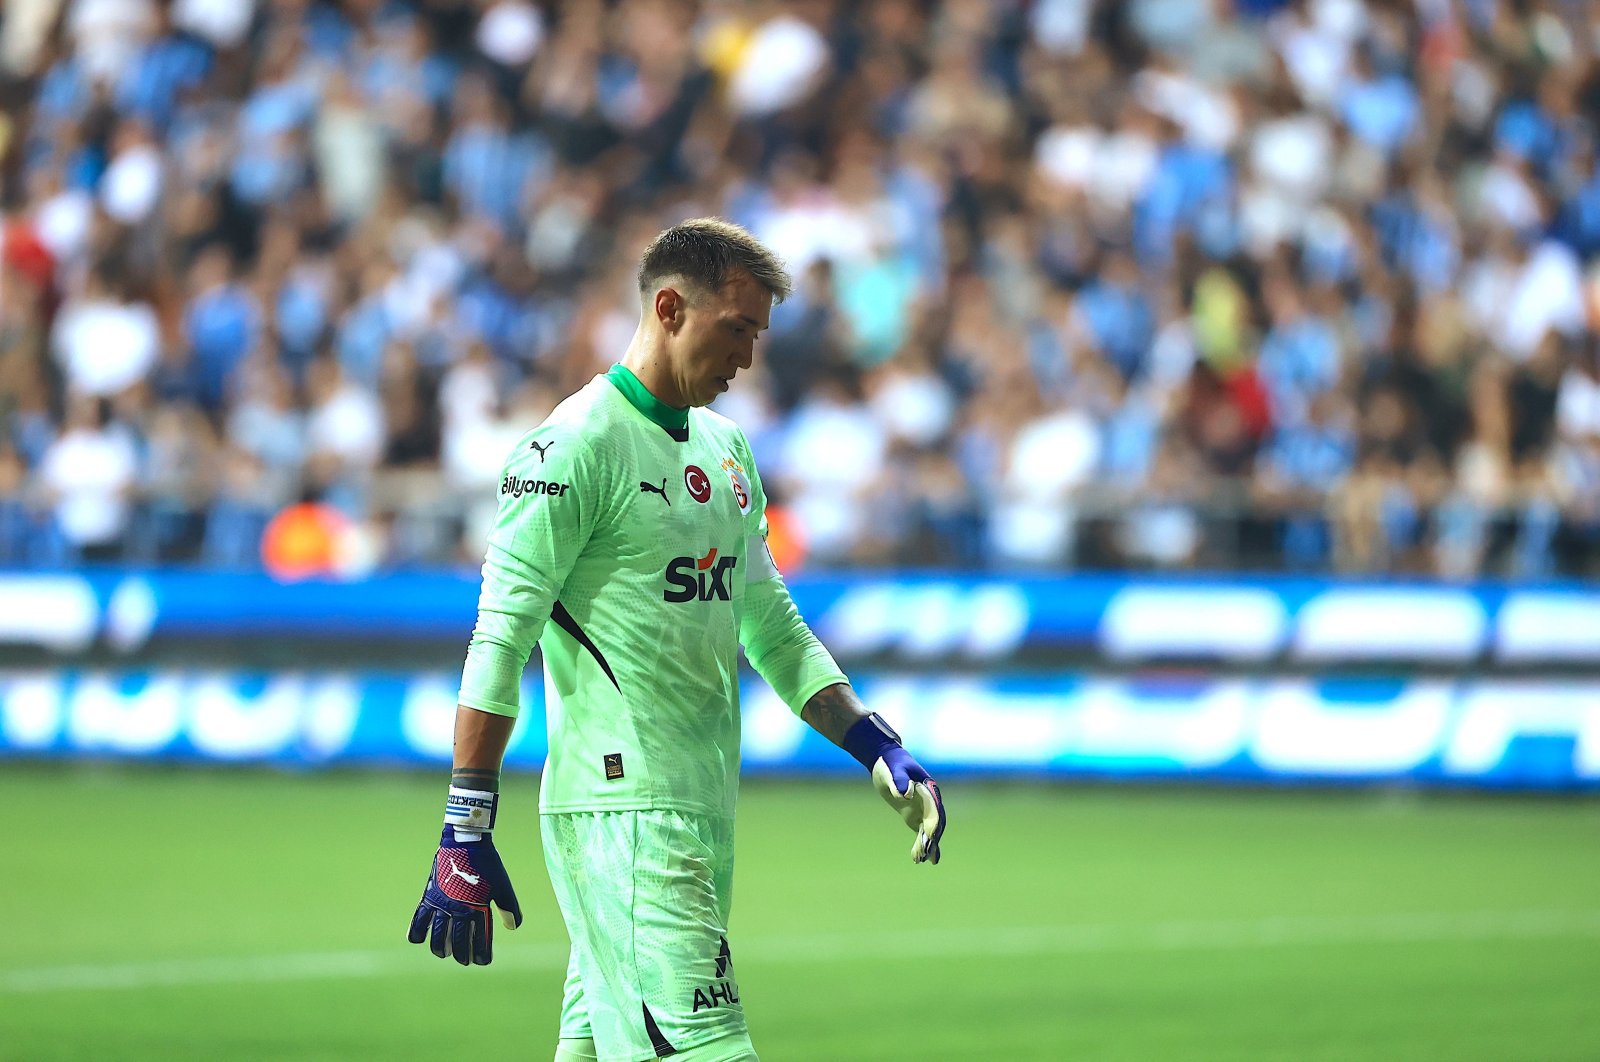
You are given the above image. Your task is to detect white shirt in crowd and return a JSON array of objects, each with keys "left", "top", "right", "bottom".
[
  {"left": 306, "top": 378, "right": 385, "bottom": 470},
  {"left": 40, "top": 423, "right": 139, "bottom": 546},
  {"left": 1558, "top": 369, "right": 1600, "bottom": 442},
  {"left": 100, "top": 140, "right": 163, "bottom": 224},
  {"left": 34, "top": 186, "right": 94, "bottom": 266},
  {"left": 51, "top": 295, "right": 160, "bottom": 396},
  {"left": 68, "top": 0, "right": 154, "bottom": 84},
  {"left": 475, "top": 1, "right": 543, "bottom": 67},
  {"left": 172, "top": 0, "right": 254, "bottom": 48},
  {"left": 1035, "top": 123, "right": 1159, "bottom": 215},
  {"left": 991, "top": 407, "right": 1100, "bottom": 565},
  {"left": 1465, "top": 241, "right": 1586, "bottom": 361},
  {"left": 775, "top": 392, "right": 888, "bottom": 560},
  {"left": 869, "top": 367, "right": 956, "bottom": 448},
  {"left": 727, "top": 14, "right": 829, "bottom": 117}
]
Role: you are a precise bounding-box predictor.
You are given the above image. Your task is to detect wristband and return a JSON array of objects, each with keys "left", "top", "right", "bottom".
[
  {"left": 841, "top": 713, "right": 903, "bottom": 772},
  {"left": 445, "top": 787, "right": 498, "bottom": 834}
]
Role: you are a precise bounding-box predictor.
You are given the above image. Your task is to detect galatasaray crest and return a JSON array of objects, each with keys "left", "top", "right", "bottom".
[{"left": 721, "top": 457, "right": 753, "bottom": 514}]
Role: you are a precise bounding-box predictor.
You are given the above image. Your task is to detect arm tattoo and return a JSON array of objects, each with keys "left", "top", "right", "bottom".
[
  {"left": 800, "top": 682, "right": 870, "bottom": 748},
  {"left": 451, "top": 767, "right": 501, "bottom": 793}
]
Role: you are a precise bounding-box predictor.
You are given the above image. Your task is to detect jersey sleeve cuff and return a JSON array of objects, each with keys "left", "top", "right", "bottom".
[
  {"left": 455, "top": 695, "right": 522, "bottom": 719},
  {"left": 785, "top": 673, "right": 850, "bottom": 719}
]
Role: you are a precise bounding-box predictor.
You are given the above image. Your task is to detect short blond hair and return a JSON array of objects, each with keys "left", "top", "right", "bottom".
[{"left": 637, "top": 217, "right": 792, "bottom": 303}]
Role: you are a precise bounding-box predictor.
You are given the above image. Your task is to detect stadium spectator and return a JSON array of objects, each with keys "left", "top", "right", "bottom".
[
  {"left": 182, "top": 246, "right": 260, "bottom": 409},
  {"left": 37, "top": 393, "right": 138, "bottom": 562},
  {"left": 0, "top": 0, "right": 1597, "bottom": 578},
  {"left": 51, "top": 264, "right": 159, "bottom": 398}
]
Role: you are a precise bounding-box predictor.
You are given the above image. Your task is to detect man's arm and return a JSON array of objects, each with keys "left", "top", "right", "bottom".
[
  {"left": 799, "top": 681, "right": 869, "bottom": 744},
  {"left": 410, "top": 425, "right": 606, "bottom": 965},
  {"left": 407, "top": 702, "right": 525, "bottom": 964},
  {"left": 451, "top": 705, "right": 516, "bottom": 793},
  {"left": 742, "top": 574, "right": 947, "bottom": 864},
  {"left": 734, "top": 442, "right": 945, "bottom": 863},
  {"left": 799, "top": 681, "right": 946, "bottom": 864},
  {"left": 458, "top": 425, "right": 610, "bottom": 717}
]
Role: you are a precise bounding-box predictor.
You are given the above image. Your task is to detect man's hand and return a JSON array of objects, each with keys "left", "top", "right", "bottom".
[
  {"left": 871, "top": 748, "right": 946, "bottom": 864},
  {"left": 407, "top": 789, "right": 522, "bottom": 966},
  {"left": 842, "top": 712, "right": 947, "bottom": 864}
]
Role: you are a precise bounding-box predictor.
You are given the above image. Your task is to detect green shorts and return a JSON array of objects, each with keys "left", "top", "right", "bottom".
[{"left": 541, "top": 809, "right": 747, "bottom": 1062}]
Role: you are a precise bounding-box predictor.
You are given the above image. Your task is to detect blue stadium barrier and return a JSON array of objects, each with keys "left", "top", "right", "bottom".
[
  {"left": 2, "top": 669, "right": 1595, "bottom": 788},
  {"left": 6, "top": 569, "right": 1600, "bottom": 664}
]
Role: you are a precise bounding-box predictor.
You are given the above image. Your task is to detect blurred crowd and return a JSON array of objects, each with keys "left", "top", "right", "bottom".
[{"left": 2, "top": 0, "right": 1600, "bottom": 577}]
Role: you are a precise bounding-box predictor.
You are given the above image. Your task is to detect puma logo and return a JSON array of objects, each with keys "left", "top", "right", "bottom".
[
  {"left": 445, "top": 863, "right": 481, "bottom": 887},
  {"left": 529, "top": 440, "right": 554, "bottom": 461},
  {"left": 640, "top": 480, "right": 670, "bottom": 506}
]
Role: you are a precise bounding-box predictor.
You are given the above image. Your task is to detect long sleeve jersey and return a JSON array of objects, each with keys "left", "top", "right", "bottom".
[{"left": 458, "top": 364, "right": 846, "bottom": 818}]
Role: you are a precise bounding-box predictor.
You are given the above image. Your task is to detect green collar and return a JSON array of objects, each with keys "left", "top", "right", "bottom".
[{"left": 606, "top": 363, "right": 689, "bottom": 440}]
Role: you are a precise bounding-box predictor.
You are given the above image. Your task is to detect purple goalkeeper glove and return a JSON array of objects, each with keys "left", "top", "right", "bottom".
[
  {"left": 407, "top": 789, "right": 522, "bottom": 966},
  {"left": 843, "top": 713, "right": 946, "bottom": 864}
]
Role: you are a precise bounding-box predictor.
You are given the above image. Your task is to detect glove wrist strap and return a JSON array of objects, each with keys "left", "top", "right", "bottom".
[
  {"left": 445, "top": 787, "right": 498, "bottom": 833},
  {"left": 842, "top": 713, "right": 903, "bottom": 772}
]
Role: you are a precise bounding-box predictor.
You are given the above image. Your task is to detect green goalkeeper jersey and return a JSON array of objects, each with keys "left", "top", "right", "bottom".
[{"left": 458, "top": 365, "right": 846, "bottom": 818}]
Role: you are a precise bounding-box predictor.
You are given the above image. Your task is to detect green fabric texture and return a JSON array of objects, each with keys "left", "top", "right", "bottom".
[
  {"left": 457, "top": 373, "right": 846, "bottom": 817},
  {"left": 605, "top": 362, "right": 689, "bottom": 432},
  {"left": 545, "top": 809, "right": 746, "bottom": 1059}
]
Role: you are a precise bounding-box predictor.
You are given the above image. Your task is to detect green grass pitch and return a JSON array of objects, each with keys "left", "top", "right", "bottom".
[{"left": 2, "top": 764, "right": 1597, "bottom": 1061}]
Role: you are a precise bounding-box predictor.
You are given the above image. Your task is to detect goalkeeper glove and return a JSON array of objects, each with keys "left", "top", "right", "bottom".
[
  {"left": 842, "top": 713, "right": 946, "bottom": 864},
  {"left": 407, "top": 788, "right": 522, "bottom": 966}
]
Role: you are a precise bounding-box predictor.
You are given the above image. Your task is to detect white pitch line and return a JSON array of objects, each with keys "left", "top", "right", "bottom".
[
  {"left": 6, "top": 951, "right": 397, "bottom": 993},
  {"left": 748, "top": 909, "right": 1600, "bottom": 964},
  {"left": 4, "top": 910, "right": 1599, "bottom": 994}
]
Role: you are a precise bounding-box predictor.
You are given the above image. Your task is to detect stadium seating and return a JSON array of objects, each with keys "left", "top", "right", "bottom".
[{"left": 1, "top": 0, "right": 1597, "bottom": 576}]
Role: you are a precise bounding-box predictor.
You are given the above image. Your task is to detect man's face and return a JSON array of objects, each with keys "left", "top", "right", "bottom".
[{"left": 661, "top": 269, "right": 772, "bottom": 408}]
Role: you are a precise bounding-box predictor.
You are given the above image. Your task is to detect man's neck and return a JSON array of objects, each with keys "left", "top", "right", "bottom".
[
  {"left": 620, "top": 330, "right": 687, "bottom": 409},
  {"left": 607, "top": 363, "right": 689, "bottom": 440}
]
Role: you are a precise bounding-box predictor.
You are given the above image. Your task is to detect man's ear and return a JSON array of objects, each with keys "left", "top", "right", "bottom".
[{"left": 654, "top": 287, "right": 685, "bottom": 333}]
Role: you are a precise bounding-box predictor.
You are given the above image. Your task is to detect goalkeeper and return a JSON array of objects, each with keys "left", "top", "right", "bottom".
[{"left": 407, "top": 218, "right": 946, "bottom": 1062}]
